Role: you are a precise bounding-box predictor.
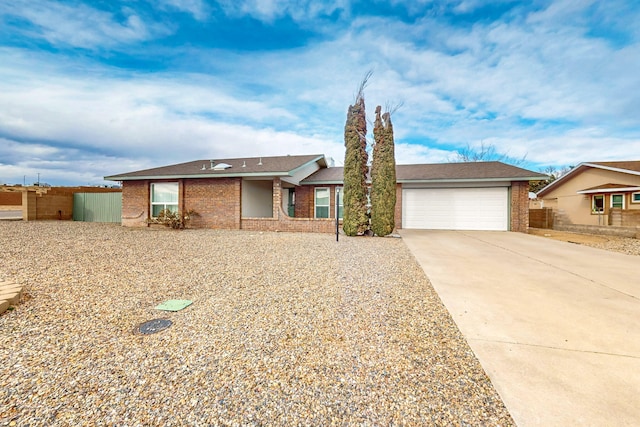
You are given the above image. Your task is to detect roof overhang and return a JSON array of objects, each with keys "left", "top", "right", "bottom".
[
  {"left": 577, "top": 186, "right": 640, "bottom": 194},
  {"left": 302, "top": 177, "right": 541, "bottom": 185},
  {"left": 581, "top": 162, "right": 640, "bottom": 177},
  {"left": 105, "top": 172, "right": 291, "bottom": 181},
  {"left": 397, "top": 177, "right": 541, "bottom": 184},
  {"left": 105, "top": 154, "right": 327, "bottom": 182}
]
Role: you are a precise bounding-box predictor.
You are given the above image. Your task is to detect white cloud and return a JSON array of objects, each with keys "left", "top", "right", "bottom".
[
  {"left": 214, "top": 0, "right": 350, "bottom": 23},
  {"left": 159, "top": 0, "right": 210, "bottom": 20},
  {"left": 0, "top": 0, "right": 172, "bottom": 49},
  {"left": 394, "top": 143, "right": 453, "bottom": 165},
  {"left": 1, "top": 1, "right": 640, "bottom": 185},
  {"left": 0, "top": 50, "right": 348, "bottom": 185}
]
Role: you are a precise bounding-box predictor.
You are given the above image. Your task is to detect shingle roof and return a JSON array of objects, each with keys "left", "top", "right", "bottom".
[
  {"left": 300, "top": 167, "right": 346, "bottom": 183},
  {"left": 395, "top": 161, "right": 546, "bottom": 181},
  {"left": 301, "top": 161, "right": 546, "bottom": 184},
  {"left": 587, "top": 161, "right": 640, "bottom": 173},
  {"left": 106, "top": 154, "right": 326, "bottom": 181}
]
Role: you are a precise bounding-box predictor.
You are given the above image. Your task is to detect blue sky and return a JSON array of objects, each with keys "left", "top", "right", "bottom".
[{"left": 1, "top": 0, "right": 639, "bottom": 186}]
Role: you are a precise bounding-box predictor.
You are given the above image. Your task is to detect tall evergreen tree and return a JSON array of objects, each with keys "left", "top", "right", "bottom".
[
  {"left": 371, "top": 106, "right": 397, "bottom": 236},
  {"left": 342, "top": 81, "right": 369, "bottom": 236}
]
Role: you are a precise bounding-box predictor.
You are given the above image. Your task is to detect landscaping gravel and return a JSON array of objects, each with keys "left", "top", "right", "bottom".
[
  {"left": 574, "top": 235, "right": 640, "bottom": 255},
  {"left": 0, "top": 222, "right": 513, "bottom": 426},
  {"left": 528, "top": 228, "right": 640, "bottom": 256}
]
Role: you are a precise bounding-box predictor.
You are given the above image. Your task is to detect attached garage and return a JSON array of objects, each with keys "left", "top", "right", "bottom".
[
  {"left": 402, "top": 187, "right": 509, "bottom": 231},
  {"left": 300, "top": 160, "right": 546, "bottom": 233}
]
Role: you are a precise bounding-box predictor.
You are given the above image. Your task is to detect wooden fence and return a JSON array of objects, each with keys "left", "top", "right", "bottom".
[{"left": 529, "top": 208, "right": 554, "bottom": 229}]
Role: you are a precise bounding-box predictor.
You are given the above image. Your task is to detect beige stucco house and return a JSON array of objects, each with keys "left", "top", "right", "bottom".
[{"left": 536, "top": 161, "right": 640, "bottom": 227}]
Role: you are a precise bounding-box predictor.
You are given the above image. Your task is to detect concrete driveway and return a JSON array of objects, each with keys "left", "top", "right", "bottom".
[{"left": 400, "top": 230, "right": 640, "bottom": 427}]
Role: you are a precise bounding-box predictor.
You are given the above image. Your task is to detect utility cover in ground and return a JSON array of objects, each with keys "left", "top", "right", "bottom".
[
  {"left": 155, "top": 299, "right": 193, "bottom": 311},
  {"left": 138, "top": 319, "right": 172, "bottom": 334}
]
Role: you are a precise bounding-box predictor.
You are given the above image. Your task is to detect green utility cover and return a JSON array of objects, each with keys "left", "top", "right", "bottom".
[{"left": 155, "top": 299, "right": 193, "bottom": 311}]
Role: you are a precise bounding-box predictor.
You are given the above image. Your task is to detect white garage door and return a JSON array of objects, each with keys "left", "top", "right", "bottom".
[{"left": 403, "top": 187, "right": 509, "bottom": 230}]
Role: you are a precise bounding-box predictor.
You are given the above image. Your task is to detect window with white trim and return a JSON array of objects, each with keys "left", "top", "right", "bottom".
[
  {"left": 611, "top": 194, "right": 624, "bottom": 209},
  {"left": 151, "top": 182, "right": 179, "bottom": 217},
  {"left": 632, "top": 192, "right": 640, "bottom": 203},
  {"left": 315, "top": 188, "right": 330, "bottom": 218},
  {"left": 336, "top": 187, "right": 344, "bottom": 219},
  {"left": 592, "top": 195, "right": 604, "bottom": 213}
]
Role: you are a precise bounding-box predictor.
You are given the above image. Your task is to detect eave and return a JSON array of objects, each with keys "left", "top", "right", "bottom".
[
  {"left": 577, "top": 186, "right": 640, "bottom": 194},
  {"left": 105, "top": 172, "right": 291, "bottom": 181}
]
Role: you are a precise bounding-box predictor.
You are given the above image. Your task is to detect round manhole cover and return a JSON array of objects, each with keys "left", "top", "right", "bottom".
[{"left": 138, "top": 319, "right": 172, "bottom": 335}]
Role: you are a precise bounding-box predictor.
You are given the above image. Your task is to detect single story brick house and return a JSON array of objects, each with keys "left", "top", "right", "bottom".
[
  {"left": 536, "top": 161, "right": 640, "bottom": 227},
  {"left": 105, "top": 154, "right": 546, "bottom": 233}
]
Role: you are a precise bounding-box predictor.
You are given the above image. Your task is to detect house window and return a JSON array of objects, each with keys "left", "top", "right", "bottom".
[
  {"left": 633, "top": 192, "right": 640, "bottom": 203},
  {"left": 151, "top": 183, "right": 179, "bottom": 217},
  {"left": 315, "top": 188, "right": 330, "bottom": 218},
  {"left": 592, "top": 195, "right": 604, "bottom": 214},
  {"left": 611, "top": 194, "right": 624, "bottom": 209},
  {"left": 336, "top": 187, "right": 344, "bottom": 219}
]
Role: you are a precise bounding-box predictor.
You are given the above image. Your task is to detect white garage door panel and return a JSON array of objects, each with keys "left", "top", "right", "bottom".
[{"left": 403, "top": 187, "right": 508, "bottom": 230}]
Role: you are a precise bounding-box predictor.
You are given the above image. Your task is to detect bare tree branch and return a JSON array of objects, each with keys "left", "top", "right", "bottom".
[
  {"left": 384, "top": 100, "right": 404, "bottom": 117},
  {"left": 449, "top": 141, "right": 527, "bottom": 166},
  {"left": 354, "top": 69, "right": 373, "bottom": 103}
]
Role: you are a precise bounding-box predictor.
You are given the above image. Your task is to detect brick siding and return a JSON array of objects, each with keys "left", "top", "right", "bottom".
[
  {"left": 242, "top": 179, "right": 337, "bottom": 233},
  {"left": 294, "top": 186, "right": 314, "bottom": 218},
  {"left": 510, "top": 181, "right": 530, "bottom": 232},
  {"left": 120, "top": 178, "right": 532, "bottom": 233},
  {"left": 185, "top": 178, "right": 241, "bottom": 229},
  {"left": 122, "top": 181, "right": 149, "bottom": 227}
]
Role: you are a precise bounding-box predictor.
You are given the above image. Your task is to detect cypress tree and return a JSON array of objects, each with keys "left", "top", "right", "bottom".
[
  {"left": 370, "top": 106, "right": 396, "bottom": 236},
  {"left": 342, "top": 85, "right": 369, "bottom": 236}
]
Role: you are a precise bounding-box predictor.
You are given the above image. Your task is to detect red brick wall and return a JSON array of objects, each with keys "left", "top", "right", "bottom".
[
  {"left": 242, "top": 180, "right": 337, "bottom": 233},
  {"left": 294, "top": 186, "right": 314, "bottom": 218},
  {"left": 122, "top": 178, "right": 242, "bottom": 229},
  {"left": 510, "top": 181, "right": 530, "bottom": 232},
  {"left": 122, "top": 181, "right": 149, "bottom": 227},
  {"left": 296, "top": 185, "right": 345, "bottom": 219},
  {"left": 185, "top": 178, "right": 241, "bottom": 229},
  {"left": 242, "top": 217, "right": 336, "bottom": 233}
]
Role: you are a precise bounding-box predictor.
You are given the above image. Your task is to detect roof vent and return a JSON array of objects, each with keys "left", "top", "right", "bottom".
[
  {"left": 242, "top": 161, "right": 246, "bottom": 168},
  {"left": 209, "top": 160, "right": 215, "bottom": 170},
  {"left": 258, "top": 157, "right": 263, "bottom": 166},
  {"left": 201, "top": 164, "right": 207, "bottom": 170},
  {"left": 213, "top": 162, "right": 232, "bottom": 170}
]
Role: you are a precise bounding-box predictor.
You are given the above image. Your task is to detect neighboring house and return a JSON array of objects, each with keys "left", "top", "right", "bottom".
[
  {"left": 105, "top": 154, "right": 546, "bottom": 233},
  {"left": 536, "top": 161, "right": 640, "bottom": 227},
  {"left": 0, "top": 185, "right": 121, "bottom": 221}
]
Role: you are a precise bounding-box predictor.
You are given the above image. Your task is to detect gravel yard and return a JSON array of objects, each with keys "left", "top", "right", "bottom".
[
  {"left": 528, "top": 228, "right": 640, "bottom": 256},
  {"left": 0, "top": 222, "right": 513, "bottom": 426},
  {"left": 5, "top": 222, "right": 637, "bottom": 427}
]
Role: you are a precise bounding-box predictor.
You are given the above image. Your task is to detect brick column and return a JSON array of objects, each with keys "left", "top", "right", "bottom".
[
  {"left": 510, "top": 181, "right": 530, "bottom": 232},
  {"left": 22, "top": 191, "right": 37, "bottom": 221},
  {"left": 273, "top": 178, "right": 282, "bottom": 219}
]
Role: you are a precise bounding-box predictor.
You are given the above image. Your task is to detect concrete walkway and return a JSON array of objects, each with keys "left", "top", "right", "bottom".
[
  {"left": 0, "top": 210, "right": 22, "bottom": 220},
  {"left": 400, "top": 230, "right": 640, "bottom": 427}
]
